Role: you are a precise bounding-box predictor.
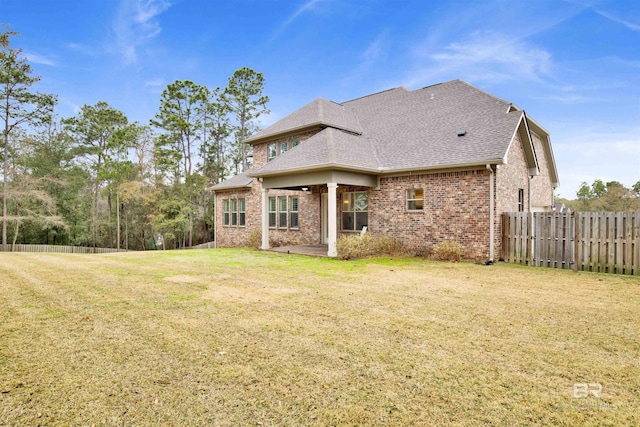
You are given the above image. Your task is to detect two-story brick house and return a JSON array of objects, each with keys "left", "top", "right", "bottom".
[{"left": 212, "top": 79, "right": 559, "bottom": 260}]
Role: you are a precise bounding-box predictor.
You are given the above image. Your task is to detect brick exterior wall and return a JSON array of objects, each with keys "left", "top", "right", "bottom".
[
  {"left": 495, "top": 130, "right": 555, "bottom": 258},
  {"left": 215, "top": 129, "right": 323, "bottom": 248},
  {"left": 215, "top": 124, "right": 555, "bottom": 262},
  {"left": 214, "top": 182, "right": 321, "bottom": 248},
  {"left": 369, "top": 170, "right": 491, "bottom": 260},
  {"left": 496, "top": 132, "right": 530, "bottom": 214},
  {"left": 530, "top": 131, "right": 554, "bottom": 209},
  {"left": 252, "top": 130, "right": 319, "bottom": 169}
]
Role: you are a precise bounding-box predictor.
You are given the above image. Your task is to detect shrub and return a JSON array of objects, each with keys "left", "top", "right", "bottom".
[
  {"left": 432, "top": 241, "right": 464, "bottom": 262},
  {"left": 336, "top": 233, "right": 405, "bottom": 260},
  {"left": 246, "top": 231, "right": 292, "bottom": 249},
  {"left": 246, "top": 230, "right": 262, "bottom": 249}
]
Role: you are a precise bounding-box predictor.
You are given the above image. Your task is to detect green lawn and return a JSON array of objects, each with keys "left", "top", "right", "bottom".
[{"left": 0, "top": 249, "right": 638, "bottom": 426}]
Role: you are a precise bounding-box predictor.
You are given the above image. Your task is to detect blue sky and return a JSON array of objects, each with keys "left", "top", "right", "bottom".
[{"left": 3, "top": 0, "right": 639, "bottom": 197}]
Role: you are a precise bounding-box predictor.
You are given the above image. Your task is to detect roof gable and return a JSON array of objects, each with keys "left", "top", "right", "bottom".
[
  {"left": 214, "top": 79, "right": 558, "bottom": 189},
  {"left": 250, "top": 127, "right": 380, "bottom": 176},
  {"left": 245, "top": 98, "right": 362, "bottom": 144}
]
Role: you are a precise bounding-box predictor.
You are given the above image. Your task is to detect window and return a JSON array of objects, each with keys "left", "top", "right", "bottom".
[
  {"left": 267, "top": 139, "right": 299, "bottom": 162},
  {"left": 267, "top": 143, "right": 276, "bottom": 161},
  {"left": 406, "top": 188, "right": 424, "bottom": 210},
  {"left": 238, "top": 198, "right": 246, "bottom": 226},
  {"left": 269, "top": 197, "right": 276, "bottom": 227},
  {"left": 518, "top": 188, "right": 524, "bottom": 212},
  {"left": 342, "top": 192, "right": 368, "bottom": 231},
  {"left": 223, "top": 199, "right": 230, "bottom": 226},
  {"left": 223, "top": 197, "right": 245, "bottom": 227},
  {"left": 231, "top": 198, "right": 238, "bottom": 226},
  {"left": 278, "top": 196, "right": 287, "bottom": 228},
  {"left": 289, "top": 196, "right": 299, "bottom": 229}
]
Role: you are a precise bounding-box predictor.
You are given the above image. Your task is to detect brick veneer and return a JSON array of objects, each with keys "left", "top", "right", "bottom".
[
  {"left": 215, "top": 127, "right": 554, "bottom": 261},
  {"left": 530, "top": 131, "right": 554, "bottom": 209},
  {"left": 369, "top": 170, "right": 491, "bottom": 260},
  {"left": 215, "top": 129, "right": 324, "bottom": 248}
]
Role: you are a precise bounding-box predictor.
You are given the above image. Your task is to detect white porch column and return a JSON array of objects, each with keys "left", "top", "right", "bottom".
[
  {"left": 261, "top": 187, "right": 270, "bottom": 250},
  {"left": 327, "top": 183, "right": 338, "bottom": 257}
]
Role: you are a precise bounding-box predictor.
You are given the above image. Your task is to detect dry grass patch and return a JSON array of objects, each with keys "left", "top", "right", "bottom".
[{"left": 0, "top": 249, "right": 638, "bottom": 426}]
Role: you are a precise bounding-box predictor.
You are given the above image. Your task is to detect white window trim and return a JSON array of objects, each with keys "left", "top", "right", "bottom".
[
  {"left": 406, "top": 188, "right": 424, "bottom": 211},
  {"left": 341, "top": 191, "right": 368, "bottom": 232}
]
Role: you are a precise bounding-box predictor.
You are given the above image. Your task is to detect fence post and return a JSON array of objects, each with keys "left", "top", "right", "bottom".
[{"left": 527, "top": 212, "right": 534, "bottom": 266}]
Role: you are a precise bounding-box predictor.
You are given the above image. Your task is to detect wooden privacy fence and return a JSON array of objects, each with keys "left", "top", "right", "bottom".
[
  {"left": 502, "top": 212, "right": 640, "bottom": 275},
  {"left": 10, "top": 244, "right": 129, "bottom": 254}
]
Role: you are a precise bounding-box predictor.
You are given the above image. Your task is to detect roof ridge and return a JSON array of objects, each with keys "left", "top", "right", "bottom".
[
  {"left": 317, "top": 98, "right": 324, "bottom": 121},
  {"left": 449, "top": 79, "right": 511, "bottom": 106},
  {"left": 340, "top": 86, "right": 409, "bottom": 104}
]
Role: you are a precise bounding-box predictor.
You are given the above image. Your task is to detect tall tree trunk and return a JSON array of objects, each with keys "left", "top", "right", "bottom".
[
  {"left": 107, "top": 189, "right": 113, "bottom": 248},
  {"left": 2, "top": 105, "right": 9, "bottom": 252},
  {"left": 11, "top": 219, "right": 19, "bottom": 250},
  {"left": 116, "top": 191, "right": 120, "bottom": 250},
  {"left": 92, "top": 158, "right": 102, "bottom": 248}
]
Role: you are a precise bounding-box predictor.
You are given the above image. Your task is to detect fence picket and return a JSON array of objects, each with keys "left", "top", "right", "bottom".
[{"left": 502, "top": 211, "right": 639, "bottom": 276}]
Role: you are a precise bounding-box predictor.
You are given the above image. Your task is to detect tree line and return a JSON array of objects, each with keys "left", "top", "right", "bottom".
[
  {"left": 556, "top": 179, "right": 640, "bottom": 212},
  {"left": 1, "top": 29, "right": 269, "bottom": 251}
]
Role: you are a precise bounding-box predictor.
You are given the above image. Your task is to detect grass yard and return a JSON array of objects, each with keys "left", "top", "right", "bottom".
[{"left": 0, "top": 249, "right": 638, "bottom": 426}]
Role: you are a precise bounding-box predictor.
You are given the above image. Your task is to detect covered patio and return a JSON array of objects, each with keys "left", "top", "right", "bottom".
[{"left": 254, "top": 169, "right": 377, "bottom": 257}]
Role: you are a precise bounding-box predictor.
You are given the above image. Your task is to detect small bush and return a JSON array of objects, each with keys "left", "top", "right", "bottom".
[
  {"left": 246, "top": 230, "right": 262, "bottom": 249},
  {"left": 337, "top": 233, "right": 405, "bottom": 260},
  {"left": 432, "top": 241, "right": 464, "bottom": 262}
]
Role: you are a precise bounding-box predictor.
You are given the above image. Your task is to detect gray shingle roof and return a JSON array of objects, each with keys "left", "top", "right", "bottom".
[
  {"left": 219, "top": 79, "right": 541, "bottom": 187},
  {"left": 245, "top": 98, "right": 362, "bottom": 143},
  {"left": 252, "top": 127, "right": 381, "bottom": 175},
  {"left": 211, "top": 171, "right": 252, "bottom": 191}
]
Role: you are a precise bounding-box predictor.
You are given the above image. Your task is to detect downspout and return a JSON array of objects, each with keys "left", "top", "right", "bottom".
[
  {"left": 486, "top": 164, "right": 494, "bottom": 263},
  {"left": 212, "top": 190, "right": 217, "bottom": 248},
  {"left": 528, "top": 175, "right": 533, "bottom": 212}
]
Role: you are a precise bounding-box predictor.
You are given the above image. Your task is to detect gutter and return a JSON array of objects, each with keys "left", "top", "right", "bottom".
[
  {"left": 212, "top": 190, "right": 217, "bottom": 249},
  {"left": 248, "top": 159, "right": 506, "bottom": 179}
]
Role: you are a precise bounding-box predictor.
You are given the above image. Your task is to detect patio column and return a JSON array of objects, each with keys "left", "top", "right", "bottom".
[
  {"left": 261, "top": 187, "right": 270, "bottom": 250},
  {"left": 327, "top": 182, "right": 338, "bottom": 257}
]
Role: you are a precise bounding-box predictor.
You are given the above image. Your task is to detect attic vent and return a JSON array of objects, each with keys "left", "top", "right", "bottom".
[{"left": 457, "top": 130, "right": 467, "bottom": 137}]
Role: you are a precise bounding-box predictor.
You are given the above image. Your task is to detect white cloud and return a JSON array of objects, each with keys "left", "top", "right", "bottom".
[
  {"left": 405, "top": 31, "right": 553, "bottom": 88},
  {"left": 22, "top": 52, "right": 56, "bottom": 66},
  {"left": 144, "top": 77, "right": 165, "bottom": 87},
  {"left": 111, "top": 0, "right": 172, "bottom": 65},
  {"left": 553, "top": 128, "right": 640, "bottom": 197},
  {"left": 594, "top": 8, "right": 640, "bottom": 32},
  {"left": 340, "top": 30, "right": 390, "bottom": 87},
  {"left": 271, "top": 0, "right": 328, "bottom": 41},
  {"left": 361, "top": 31, "right": 388, "bottom": 63}
]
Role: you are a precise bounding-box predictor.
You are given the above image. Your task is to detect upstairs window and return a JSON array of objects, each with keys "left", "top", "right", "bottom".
[
  {"left": 267, "top": 139, "right": 299, "bottom": 162},
  {"left": 406, "top": 188, "right": 424, "bottom": 210},
  {"left": 279, "top": 141, "right": 288, "bottom": 155},
  {"left": 267, "top": 143, "right": 276, "bottom": 161}
]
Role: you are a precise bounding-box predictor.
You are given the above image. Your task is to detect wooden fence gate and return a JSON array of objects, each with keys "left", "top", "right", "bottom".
[{"left": 502, "top": 212, "right": 640, "bottom": 276}]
